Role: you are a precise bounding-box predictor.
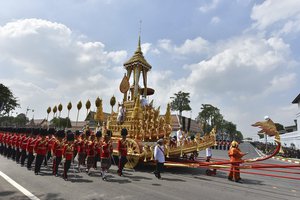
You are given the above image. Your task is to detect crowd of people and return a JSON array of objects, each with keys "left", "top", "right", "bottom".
[
  {"left": 0, "top": 126, "right": 167, "bottom": 181},
  {"left": 251, "top": 141, "right": 300, "bottom": 159},
  {"left": 0, "top": 127, "right": 131, "bottom": 181}
]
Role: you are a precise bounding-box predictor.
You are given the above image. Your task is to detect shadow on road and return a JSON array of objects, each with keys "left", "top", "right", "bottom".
[{"left": 0, "top": 191, "right": 16, "bottom": 196}]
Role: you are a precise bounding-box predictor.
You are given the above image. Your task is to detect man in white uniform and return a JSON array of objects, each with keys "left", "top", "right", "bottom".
[
  {"left": 176, "top": 127, "right": 183, "bottom": 146},
  {"left": 154, "top": 139, "right": 165, "bottom": 179}
]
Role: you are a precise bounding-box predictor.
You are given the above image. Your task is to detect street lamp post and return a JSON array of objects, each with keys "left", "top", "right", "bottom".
[{"left": 25, "top": 106, "right": 34, "bottom": 126}]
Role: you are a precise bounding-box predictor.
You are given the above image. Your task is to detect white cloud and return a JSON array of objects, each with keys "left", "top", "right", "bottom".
[
  {"left": 0, "top": 18, "right": 127, "bottom": 121},
  {"left": 157, "top": 37, "right": 210, "bottom": 56},
  {"left": 199, "top": 0, "right": 220, "bottom": 13},
  {"left": 141, "top": 42, "right": 151, "bottom": 55},
  {"left": 210, "top": 16, "right": 220, "bottom": 24},
  {"left": 251, "top": 0, "right": 300, "bottom": 33}
]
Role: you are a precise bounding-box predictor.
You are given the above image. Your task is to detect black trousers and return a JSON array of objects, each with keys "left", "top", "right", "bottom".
[
  {"left": 44, "top": 151, "right": 51, "bottom": 166},
  {"left": 154, "top": 162, "right": 164, "bottom": 178},
  {"left": 35, "top": 154, "right": 45, "bottom": 173},
  {"left": 53, "top": 156, "right": 62, "bottom": 175},
  {"left": 118, "top": 156, "right": 128, "bottom": 174},
  {"left": 93, "top": 153, "right": 100, "bottom": 168},
  {"left": 0, "top": 143, "right": 3, "bottom": 154},
  {"left": 73, "top": 150, "right": 78, "bottom": 162},
  {"left": 64, "top": 160, "right": 71, "bottom": 179},
  {"left": 7, "top": 146, "right": 12, "bottom": 158},
  {"left": 27, "top": 152, "right": 34, "bottom": 169},
  {"left": 11, "top": 148, "right": 16, "bottom": 160},
  {"left": 3, "top": 144, "right": 7, "bottom": 156},
  {"left": 16, "top": 148, "right": 21, "bottom": 163},
  {"left": 20, "top": 150, "right": 27, "bottom": 165}
]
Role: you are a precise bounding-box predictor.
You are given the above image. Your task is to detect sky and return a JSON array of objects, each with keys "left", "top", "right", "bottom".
[{"left": 0, "top": 0, "right": 299, "bottom": 138}]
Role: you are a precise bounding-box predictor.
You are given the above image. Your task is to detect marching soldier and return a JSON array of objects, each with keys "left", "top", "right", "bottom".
[
  {"left": 0, "top": 128, "right": 3, "bottom": 155},
  {"left": 94, "top": 130, "right": 102, "bottom": 169},
  {"left": 86, "top": 133, "right": 96, "bottom": 175},
  {"left": 77, "top": 132, "right": 87, "bottom": 172},
  {"left": 73, "top": 130, "right": 81, "bottom": 162},
  {"left": 117, "top": 128, "right": 128, "bottom": 176},
  {"left": 100, "top": 130, "right": 113, "bottom": 181},
  {"left": 20, "top": 128, "right": 31, "bottom": 167},
  {"left": 63, "top": 132, "right": 74, "bottom": 181},
  {"left": 52, "top": 130, "right": 65, "bottom": 176},
  {"left": 26, "top": 128, "right": 38, "bottom": 170},
  {"left": 15, "top": 128, "right": 23, "bottom": 163},
  {"left": 34, "top": 129, "right": 48, "bottom": 175}
]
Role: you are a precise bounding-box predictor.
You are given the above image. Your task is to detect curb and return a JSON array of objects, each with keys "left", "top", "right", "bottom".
[
  {"left": 272, "top": 157, "right": 300, "bottom": 164},
  {"left": 254, "top": 147, "right": 300, "bottom": 164}
]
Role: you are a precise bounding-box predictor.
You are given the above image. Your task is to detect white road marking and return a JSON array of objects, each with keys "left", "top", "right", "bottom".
[{"left": 0, "top": 171, "right": 40, "bottom": 200}]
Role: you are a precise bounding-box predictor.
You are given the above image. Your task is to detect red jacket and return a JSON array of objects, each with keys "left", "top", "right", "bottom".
[
  {"left": 26, "top": 137, "right": 37, "bottom": 153},
  {"left": 101, "top": 141, "right": 113, "bottom": 158},
  {"left": 52, "top": 140, "right": 64, "bottom": 157},
  {"left": 63, "top": 144, "right": 73, "bottom": 160},
  {"left": 20, "top": 136, "right": 29, "bottom": 150},
  {"left": 0, "top": 132, "right": 3, "bottom": 144},
  {"left": 34, "top": 139, "right": 48, "bottom": 155},
  {"left": 86, "top": 141, "right": 95, "bottom": 156},
  {"left": 16, "top": 135, "right": 22, "bottom": 148},
  {"left": 117, "top": 139, "right": 127, "bottom": 157},
  {"left": 77, "top": 140, "right": 86, "bottom": 153},
  {"left": 95, "top": 140, "right": 102, "bottom": 155}
]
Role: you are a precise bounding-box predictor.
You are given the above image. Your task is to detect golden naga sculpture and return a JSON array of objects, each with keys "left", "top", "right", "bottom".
[
  {"left": 252, "top": 117, "right": 283, "bottom": 154},
  {"left": 105, "top": 36, "right": 216, "bottom": 168}
]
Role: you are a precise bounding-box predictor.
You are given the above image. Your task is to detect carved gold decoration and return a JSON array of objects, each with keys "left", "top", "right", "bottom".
[
  {"left": 252, "top": 118, "right": 283, "bottom": 153},
  {"left": 120, "top": 74, "right": 130, "bottom": 93}
]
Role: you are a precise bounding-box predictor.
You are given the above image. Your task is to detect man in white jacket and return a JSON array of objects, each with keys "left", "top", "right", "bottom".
[{"left": 154, "top": 138, "right": 165, "bottom": 179}]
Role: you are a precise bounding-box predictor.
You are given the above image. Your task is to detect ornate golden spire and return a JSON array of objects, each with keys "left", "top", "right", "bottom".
[
  {"left": 136, "top": 35, "right": 141, "bottom": 53},
  {"left": 124, "top": 35, "right": 152, "bottom": 70}
]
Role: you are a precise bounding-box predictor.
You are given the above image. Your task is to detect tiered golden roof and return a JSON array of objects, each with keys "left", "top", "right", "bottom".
[{"left": 124, "top": 36, "right": 152, "bottom": 70}]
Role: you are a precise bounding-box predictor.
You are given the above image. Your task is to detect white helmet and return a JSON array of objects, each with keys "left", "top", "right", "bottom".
[{"left": 264, "top": 116, "right": 270, "bottom": 120}]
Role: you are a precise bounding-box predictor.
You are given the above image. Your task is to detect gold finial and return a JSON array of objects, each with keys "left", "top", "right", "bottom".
[{"left": 136, "top": 20, "right": 142, "bottom": 52}]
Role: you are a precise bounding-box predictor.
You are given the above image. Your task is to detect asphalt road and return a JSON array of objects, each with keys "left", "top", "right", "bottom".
[{"left": 0, "top": 142, "right": 299, "bottom": 200}]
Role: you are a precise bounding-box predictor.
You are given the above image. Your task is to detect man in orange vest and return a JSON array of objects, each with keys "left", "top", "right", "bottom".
[{"left": 228, "top": 141, "right": 247, "bottom": 182}]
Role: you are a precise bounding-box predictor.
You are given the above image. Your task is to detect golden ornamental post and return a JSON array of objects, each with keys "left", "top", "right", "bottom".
[{"left": 76, "top": 101, "right": 82, "bottom": 126}]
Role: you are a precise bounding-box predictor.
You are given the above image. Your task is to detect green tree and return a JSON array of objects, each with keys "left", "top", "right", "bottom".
[
  {"left": 196, "top": 104, "right": 224, "bottom": 133},
  {"left": 13, "top": 113, "right": 28, "bottom": 127},
  {"left": 170, "top": 91, "right": 191, "bottom": 117},
  {"left": 0, "top": 84, "right": 19, "bottom": 116},
  {"left": 50, "top": 117, "right": 72, "bottom": 129},
  {"left": 222, "top": 120, "right": 237, "bottom": 141}
]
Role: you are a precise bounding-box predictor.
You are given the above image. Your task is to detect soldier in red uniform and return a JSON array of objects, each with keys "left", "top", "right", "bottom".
[
  {"left": 44, "top": 128, "right": 55, "bottom": 167},
  {"left": 73, "top": 130, "right": 81, "bottom": 163},
  {"left": 228, "top": 141, "right": 247, "bottom": 182},
  {"left": 86, "top": 134, "right": 96, "bottom": 175},
  {"left": 77, "top": 132, "right": 87, "bottom": 172},
  {"left": 52, "top": 130, "right": 65, "bottom": 177},
  {"left": 117, "top": 128, "right": 128, "bottom": 176},
  {"left": 0, "top": 127, "right": 4, "bottom": 155},
  {"left": 20, "top": 128, "right": 31, "bottom": 166},
  {"left": 7, "top": 129, "right": 15, "bottom": 159},
  {"left": 93, "top": 130, "right": 102, "bottom": 169},
  {"left": 34, "top": 129, "right": 49, "bottom": 175},
  {"left": 100, "top": 131, "right": 113, "bottom": 181},
  {"left": 26, "top": 128, "right": 38, "bottom": 170},
  {"left": 63, "top": 132, "right": 74, "bottom": 181},
  {"left": 15, "top": 128, "right": 24, "bottom": 163}
]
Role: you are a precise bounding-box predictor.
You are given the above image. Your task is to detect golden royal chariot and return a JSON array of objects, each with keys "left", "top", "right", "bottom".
[{"left": 105, "top": 37, "right": 216, "bottom": 168}]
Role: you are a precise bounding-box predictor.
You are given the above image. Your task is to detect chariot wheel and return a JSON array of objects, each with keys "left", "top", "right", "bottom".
[{"left": 125, "top": 138, "right": 141, "bottom": 169}]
